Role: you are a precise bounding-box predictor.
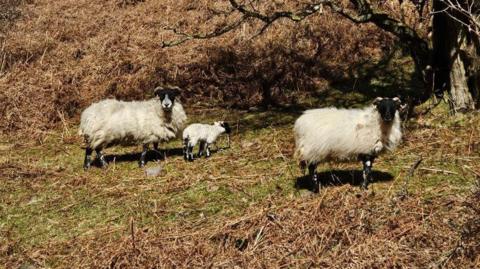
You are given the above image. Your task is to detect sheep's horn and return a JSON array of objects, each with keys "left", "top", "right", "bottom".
[
  {"left": 373, "top": 97, "right": 383, "bottom": 105},
  {"left": 153, "top": 86, "right": 164, "bottom": 96}
]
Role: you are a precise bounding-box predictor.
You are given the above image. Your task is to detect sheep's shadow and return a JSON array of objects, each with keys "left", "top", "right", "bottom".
[
  {"left": 89, "top": 148, "right": 185, "bottom": 167},
  {"left": 295, "top": 169, "right": 394, "bottom": 192},
  {"left": 90, "top": 145, "right": 232, "bottom": 167}
]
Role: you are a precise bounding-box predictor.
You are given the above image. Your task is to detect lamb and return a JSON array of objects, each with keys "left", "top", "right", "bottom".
[
  {"left": 78, "top": 86, "right": 187, "bottom": 169},
  {"left": 294, "top": 97, "right": 402, "bottom": 192},
  {"left": 182, "top": 121, "right": 231, "bottom": 161}
]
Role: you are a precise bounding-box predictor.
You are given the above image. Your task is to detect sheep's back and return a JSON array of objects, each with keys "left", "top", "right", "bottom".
[
  {"left": 294, "top": 107, "right": 382, "bottom": 163},
  {"left": 79, "top": 99, "right": 125, "bottom": 137},
  {"left": 79, "top": 99, "right": 175, "bottom": 148},
  {"left": 183, "top": 124, "right": 211, "bottom": 140}
]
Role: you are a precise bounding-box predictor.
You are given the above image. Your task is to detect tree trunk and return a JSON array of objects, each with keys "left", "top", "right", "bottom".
[
  {"left": 260, "top": 79, "right": 275, "bottom": 108},
  {"left": 432, "top": 0, "right": 478, "bottom": 112},
  {"left": 449, "top": 35, "right": 476, "bottom": 112}
]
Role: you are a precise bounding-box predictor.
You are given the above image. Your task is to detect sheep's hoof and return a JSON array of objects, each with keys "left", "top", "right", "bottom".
[
  {"left": 139, "top": 162, "right": 145, "bottom": 168},
  {"left": 83, "top": 164, "right": 90, "bottom": 170},
  {"left": 361, "top": 183, "right": 369, "bottom": 190}
]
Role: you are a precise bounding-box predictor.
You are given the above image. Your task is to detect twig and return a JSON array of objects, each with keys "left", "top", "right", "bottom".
[
  {"left": 463, "top": 165, "right": 480, "bottom": 178},
  {"left": 419, "top": 167, "right": 458, "bottom": 175},
  {"left": 408, "top": 158, "right": 423, "bottom": 177},
  {"left": 399, "top": 157, "right": 422, "bottom": 198},
  {"left": 130, "top": 217, "right": 136, "bottom": 251},
  {"left": 252, "top": 225, "right": 265, "bottom": 250}
]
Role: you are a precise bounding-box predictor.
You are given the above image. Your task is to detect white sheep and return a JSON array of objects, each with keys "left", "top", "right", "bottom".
[
  {"left": 294, "top": 97, "right": 402, "bottom": 192},
  {"left": 78, "top": 86, "right": 187, "bottom": 169},
  {"left": 182, "top": 121, "right": 231, "bottom": 161}
]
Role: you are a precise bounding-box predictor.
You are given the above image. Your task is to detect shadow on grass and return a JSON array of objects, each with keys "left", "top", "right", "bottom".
[
  {"left": 88, "top": 146, "right": 234, "bottom": 167},
  {"left": 295, "top": 169, "right": 394, "bottom": 192},
  {"left": 89, "top": 148, "right": 185, "bottom": 167}
]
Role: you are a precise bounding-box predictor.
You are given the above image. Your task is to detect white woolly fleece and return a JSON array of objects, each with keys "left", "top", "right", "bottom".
[
  {"left": 294, "top": 105, "right": 402, "bottom": 165},
  {"left": 182, "top": 123, "right": 226, "bottom": 147},
  {"left": 78, "top": 98, "right": 187, "bottom": 149}
]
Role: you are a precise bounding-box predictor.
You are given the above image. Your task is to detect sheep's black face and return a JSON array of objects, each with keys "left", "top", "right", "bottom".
[
  {"left": 221, "top": 122, "right": 232, "bottom": 134},
  {"left": 374, "top": 97, "right": 401, "bottom": 123},
  {"left": 154, "top": 87, "right": 180, "bottom": 112}
]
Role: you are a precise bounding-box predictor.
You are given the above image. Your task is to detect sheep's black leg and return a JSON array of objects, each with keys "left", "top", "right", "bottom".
[
  {"left": 153, "top": 142, "right": 159, "bottom": 158},
  {"left": 308, "top": 163, "right": 320, "bottom": 193},
  {"left": 95, "top": 148, "right": 108, "bottom": 168},
  {"left": 360, "top": 154, "right": 375, "bottom": 190},
  {"left": 188, "top": 145, "right": 194, "bottom": 161},
  {"left": 84, "top": 147, "right": 93, "bottom": 170},
  {"left": 183, "top": 139, "right": 188, "bottom": 160},
  {"left": 299, "top": 160, "right": 307, "bottom": 176},
  {"left": 185, "top": 140, "right": 194, "bottom": 162},
  {"left": 139, "top": 144, "right": 148, "bottom": 167},
  {"left": 205, "top": 143, "right": 211, "bottom": 158},
  {"left": 198, "top": 141, "right": 206, "bottom": 157}
]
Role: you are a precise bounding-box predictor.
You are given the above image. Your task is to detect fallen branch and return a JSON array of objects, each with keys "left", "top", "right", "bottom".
[{"left": 419, "top": 167, "right": 459, "bottom": 175}]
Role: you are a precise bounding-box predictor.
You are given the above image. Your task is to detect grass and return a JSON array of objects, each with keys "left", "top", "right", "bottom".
[{"left": 1, "top": 102, "right": 479, "bottom": 268}]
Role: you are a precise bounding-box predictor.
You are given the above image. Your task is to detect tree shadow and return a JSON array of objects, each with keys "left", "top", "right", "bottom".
[
  {"left": 186, "top": 44, "right": 423, "bottom": 135},
  {"left": 314, "top": 46, "right": 424, "bottom": 106},
  {"left": 295, "top": 169, "right": 394, "bottom": 192}
]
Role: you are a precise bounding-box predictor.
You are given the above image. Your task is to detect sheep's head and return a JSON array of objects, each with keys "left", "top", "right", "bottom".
[
  {"left": 373, "top": 97, "right": 401, "bottom": 123},
  {"left": 214, "top": 121, "right": 232, "bottom": 134},
  {"left": 154, "top": 86, "right": 181, "bottom": 112}
]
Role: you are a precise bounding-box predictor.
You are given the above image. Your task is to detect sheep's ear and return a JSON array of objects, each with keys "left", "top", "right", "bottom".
[
  {"left": 222, "top": 122, "right": 232, "bottom": 134},
  {"left": 393, "top": 97, "right": 401, "bottom": 107},
  {"left": 153, "top": 86, "right": 164, "bottom": 97},
  {"left": 373, "top": 97, "right": 383, "bottom": 105}
]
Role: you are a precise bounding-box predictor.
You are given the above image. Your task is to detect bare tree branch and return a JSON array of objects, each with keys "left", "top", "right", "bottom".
[
  {"left": 162, "top": 18, "right": 247, "bottom": 48},
  {"left": 437, "top": 0, "right": 480, "bottom": 39},
  {"left": 163, "top": 1, "right": 327, "bottom": 48},
  {"left": 162, "top": 0, "right": 429, "bottom": 74}
]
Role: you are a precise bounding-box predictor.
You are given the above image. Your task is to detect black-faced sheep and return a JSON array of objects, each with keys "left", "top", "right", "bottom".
[
  {"left": 79, "top": 86, "right": 187, "bottom": 169},
  {"left": 182, "top": 121, "right": 231, "bottom": 161},
  {"left": 294, "top": 97, "right": 402, "bottom": 192}
]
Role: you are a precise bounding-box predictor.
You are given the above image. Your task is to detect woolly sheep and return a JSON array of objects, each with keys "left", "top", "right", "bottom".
[
  {"left": 294, "top": 97, "right": 402, "bottom": 192},
  {"left": 79, "top": 86, "right": 187, "bottom": 169},
  {"left": 182, "top": 121, "right": 231, "bottom": 161}
]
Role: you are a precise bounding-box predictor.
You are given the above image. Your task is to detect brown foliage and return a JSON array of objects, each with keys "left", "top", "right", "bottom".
[{"left": 0, "top": 0, "right": 395, "bottom": 139}]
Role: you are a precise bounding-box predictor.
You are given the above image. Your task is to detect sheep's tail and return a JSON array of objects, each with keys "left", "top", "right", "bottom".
[
  {"left": 294, "top": 145, "right": 307, "bottom": 173},
  {"left": 293, "top": 143, "right": 303, "bottom": 161}
]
